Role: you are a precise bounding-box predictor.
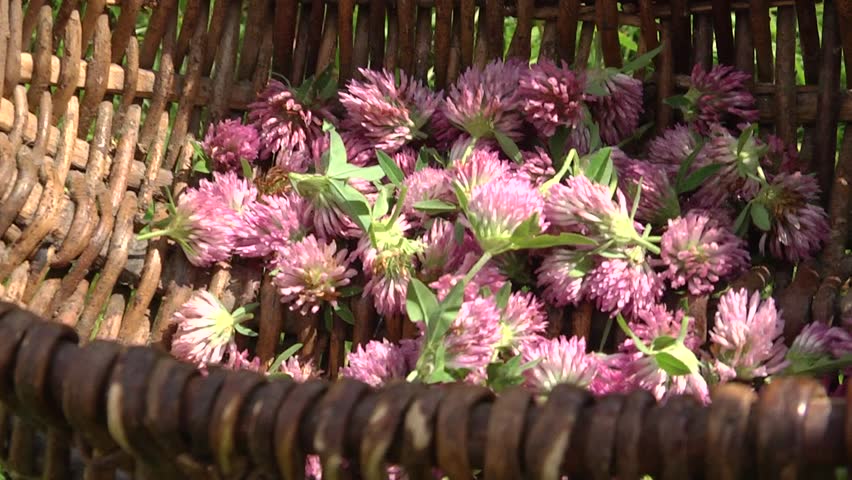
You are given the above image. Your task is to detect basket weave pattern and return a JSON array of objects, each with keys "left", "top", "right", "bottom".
[{"left": 1, "top": 0, "right": 852, "bottom": 477}]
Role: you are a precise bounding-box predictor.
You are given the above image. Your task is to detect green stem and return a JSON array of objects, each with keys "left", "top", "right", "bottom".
[
  {"left": 635, "top": 236, "right": 661, "bottom": 255},
  {"left": 539, "top": 149, "right": 578, "bottom": 194},
  {"left": 461, "top": 251, "right": 493, "bottom": 287},
  {"left": 599, "top": 315, "right": 614, "bottom": 351},
  {"left": 136, "top": 228, "right": 173, "bottom": 241},
  {"left": 388, "top": 185, "right": 408, "bottom": 225},
  {"left": 677, "top": 314, "right": 690, "bottom": 344},
  {"left": 616, "top": 313, "right": 653, "bottom": 356},
  {"left": 460, "top": 136, "right": 479, "bottom": 164}
]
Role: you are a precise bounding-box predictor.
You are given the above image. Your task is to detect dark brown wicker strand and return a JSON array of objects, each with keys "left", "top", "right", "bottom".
[
  {"left": 2, "top": 0, "right": 852, "bottom": 477},
  {"left": 0, "top": 304, "right": 849, "bottom": 478}
]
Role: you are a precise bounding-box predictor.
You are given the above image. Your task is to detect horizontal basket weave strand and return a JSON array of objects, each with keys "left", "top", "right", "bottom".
[
  {"left": 0, "top": 302, "right": 849, "bottom": 479},
  {"left": 1, "top": 0, "right": 852, "bottom": 477}
]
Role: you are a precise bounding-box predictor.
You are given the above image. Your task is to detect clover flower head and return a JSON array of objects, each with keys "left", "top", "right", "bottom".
[
  {"left": 202, "top": 118, "right": 260, "bottom": 171},
  {"left": 687, "top": 64, "right": 759, "bottom": 134},
  {"left": 710, "top": 288, "right": 789, "bottom": 381},
  {"left": 443, "top": 60, "right": 525, "bottom": 140},
  {"left": 248, "top": 79, "right": 332, "bottom": 159},
  {"left": 586, "top": 69, "right": 643, "bottom": 145},
  {"left": 756, "top": 172, "right": 829, "bottom": 263},
  {"left": 522, "top": 336, "right": 598, "bottom": 393},
  {"left": 341, "top": 339, "right": 413, "bottom": 387},
  {"left": 466, "top": 177, "right": 547, "bottom": 253},
  {"left": 517, "top": 59, "right": 586, "bottom": 137},
  {"left": 660, "top": 212, "right": 750, "bottom": 295},
  {"left": 272, "top": 235, "right": 357, "bottom": 315},
  {"left": 170, "top": 291, "right": 252, "bottom": 367},
  {"left": 340, "top": 68, "right": 440, "bottom": 152}
]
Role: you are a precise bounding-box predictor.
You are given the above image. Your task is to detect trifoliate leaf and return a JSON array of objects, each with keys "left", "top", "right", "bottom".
[
  {"left": 677, "top": 163, "right": 723, "bottom": 194},
  {"left": 621, "top": 44, "right": 663, "bottom": 74},
  {"left": 325, "top": 129, "right": 349, "bottom": 176},
  {"left": 268, "top": 343, "right": 303, "bottom": 373},
  {"left": 377, "top": 150, "right": 405, "bottom": 186},
  {"left": 654, "top": 342, "right": 700, "bottom": 376},
  {"left": 406, "top": 278, "right": 440, "bottom": 325},
  {"left": 750, "top": 202, "right": 772, "bottom": 231},
  {"left": 234, "top": 323, "right": 259, "bottom": 337},
  {"left": 494, "top": 282, "right": 512, "bottom": 309},
  {"left": 241, "top": 158, "right": 254, "bottom": 180},
  {"left": 548, "top": 126, "right": 570, "bottom": 166},
  {"left": 664, "top": 95, "right": 692, "bottom": 109},
  {"left": 494, "top": 130, "right": 523, "bottom": 164},
  {"left": 674, "top": 138, "right": 706, "bottom": 192},
  {"left": 329, "top": 164, "right": 386, "bottom": 182},
  {"left": 338, "top": 286, "right": 363, "bottom": 298},
  {"left": 334, "top": 303, "right": 356, "bottom": 325},
  {"left": 510, "top": 233, "right": 597, "bottom": 250},
  {"left": 372, "top": 185, "right": 390, "bottom": 220},
  {"left": 734, "top": 203, "right": 752, "bottom": 237},
  {"left": 329, "top": 179, "right": 372, "bottom": 232},
  {"left": 413, "top": 199, "right": 458, "bottom": 213}
]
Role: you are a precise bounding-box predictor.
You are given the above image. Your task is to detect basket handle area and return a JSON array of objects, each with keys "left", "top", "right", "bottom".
[{"left": 0, "top": 301, "right": 847, "bottom": 479}]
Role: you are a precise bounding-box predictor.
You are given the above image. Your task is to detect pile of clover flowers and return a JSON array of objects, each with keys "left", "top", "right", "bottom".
[{"left": 140, "top": 57, "right": 852, "bottom": 436}]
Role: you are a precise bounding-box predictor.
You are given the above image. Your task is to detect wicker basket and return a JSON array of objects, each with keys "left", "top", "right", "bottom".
[{"left": 1, "top": 0, "right": 852, "bottom": 477}]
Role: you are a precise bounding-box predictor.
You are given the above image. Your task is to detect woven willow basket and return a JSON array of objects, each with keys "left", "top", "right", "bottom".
[{"left": 2, "top": 0, "right": 852, "bottom": 477}]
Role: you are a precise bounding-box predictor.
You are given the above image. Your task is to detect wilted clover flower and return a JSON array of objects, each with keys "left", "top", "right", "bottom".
[
  {"left": 340, "top": 69, "right": 440, "bottom": 153},
  {"left": 517, "top": 147, "right": 556, "bottom": 187},
  {"left": 536, "top": 249, "right": 592, "bottom": 307},
  {"left": 585, "top": 69, "right": 643, "bottom": 145},
  {"left": 340, "top": 339, "right": 413, "bottom": 387},
  {"left": 498, "top": 292, "right": 548, "bottom": 352},
  {"left": 584, "top": 250, "right": 664, "bottom": 319},
  {"left": 278, "top": 356, "right": 322, "bottom": 382},
  {"left": 170, "top": 291, "right": 253, "bottom": 367},
  {"left": 517, "top": 59, "right": 586, "bottom": 137},
  {"left": 236, "top": 193, "right": 310, "bottom": 258},
  {"left": 755, "top": 172, "right": 829, "bottom": 263},
  {"left": 684, "top": 64, "right": 759, "bottom": 134},
  {"left": 224, "top": 344, "right": 264, "bottom": 372},
  {"left": 764, "top": 134, "right": 801, "bottom": 173},
  {"left": 202, "top": 118, "right": 260, "bottom": 171},
  {"left": 416, "top": 218, "right": 465, "bottom": 283},
  {"left": 646, "top": 124, "right": 698, "bottom": 176},
  {"left": 786, "top": 323, "right": 852, "bottom": 372},
  {"left": 660, "top": 212, "right": 750, "bottom": 295},
  {"left": 248, "top": 79, "right": 331, "bottom": 159},
  {"left": 614, "top": 156, "right": 680, "bottom": 225},
  {"left": 710, "top": 288, "right": 789, "bottom": 381},
  {"left": 359, "top": 215, "right": 425, "bottom": 316},
  {"left": 466, "top": 177, "right": 546, "bottom": 254},
  {"left": 272, "top": 235, "right": 357, "bottom": 315},
  {"left": 441, "top": 297, "right": 503, "bottom": 371},
  {"left": 522, "top": 336, "right": 598, "bottom": 393},
  {"left": 443, "top": 60, "right": 525, "bottom": 140},
  {"left": 691, "top": 124, "right": 764, "bottom": 208}
]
